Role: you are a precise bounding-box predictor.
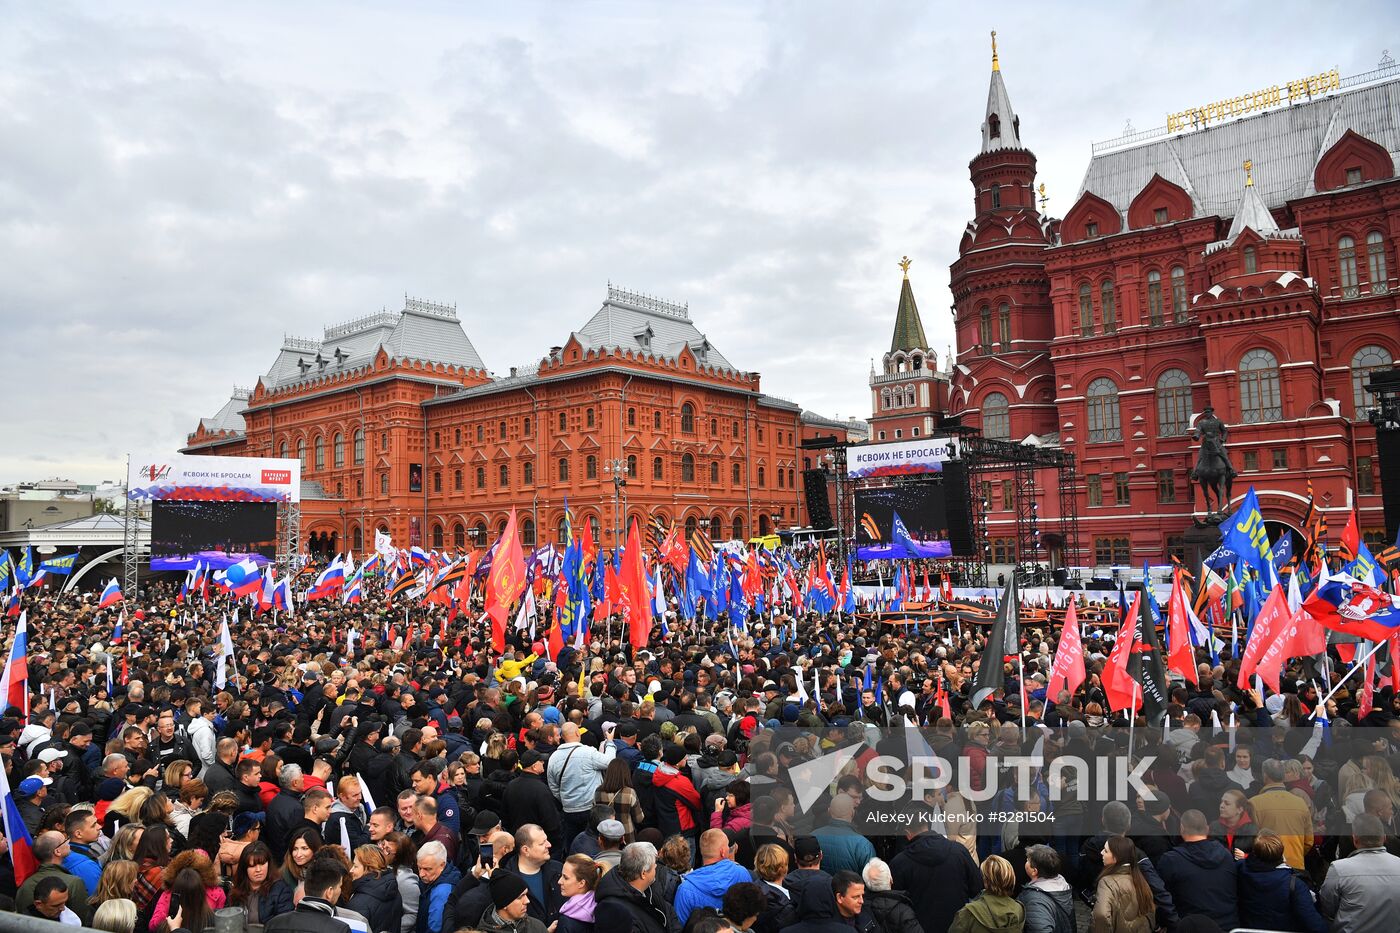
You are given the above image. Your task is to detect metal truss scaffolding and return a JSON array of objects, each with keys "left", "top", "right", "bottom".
[{"left": 279, "top": 500, "right": 300, "bottom": 569}]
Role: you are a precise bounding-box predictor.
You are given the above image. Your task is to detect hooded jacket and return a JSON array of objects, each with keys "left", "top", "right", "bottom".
[
  {"left": 889, "top": 833, "right": 983, "bottom": 933},
  {"left": 651, "top": 763, "right": 702, "bottom": 835},
  {"left": 1016, "top": 876, "right": 1073, "bottom": 933},
  {"left": 672, "top": 858, "right": 754, "bottom": 924},
  {"left": 593, "top": 864, "right": 677, "bottom": 933},
  {"left": 418, "top": 862, "right": 463, "bottom": 933},
  {"left": 350, "top": 870, "right": 404, "bottom": 933},
  {"left": 948, "top": 894, "right": 1024, "bottom": 933},
  {"left": 1155, "top": 839, "right": 1239, "bottom": 931},
  {"left": 326, "top": 800, "right": 371, "bottom": 852},
  {"left": 863, "top": 889, "right": 923, "bottom": 933},
  {"left": 1236, "top": 857, "right": 1326, "bottom": 933}
]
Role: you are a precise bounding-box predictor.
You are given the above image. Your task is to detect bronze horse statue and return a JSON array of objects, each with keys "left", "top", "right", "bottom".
[{"left": 1191, "top": 433, "right": 1236, "bottom": 514}]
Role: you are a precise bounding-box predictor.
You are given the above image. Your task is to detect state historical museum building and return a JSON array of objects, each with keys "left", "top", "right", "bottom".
[
  {"left": 183, "top": 287, "right": 856, "bottom": 555},
  {"left": 869, "top": 44, "right": 1399, "bottom": 570}
]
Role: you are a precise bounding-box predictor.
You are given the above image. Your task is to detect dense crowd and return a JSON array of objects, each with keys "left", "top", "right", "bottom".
[{"left": 4, "top": 572, "right": 1400, "bottom": 933}]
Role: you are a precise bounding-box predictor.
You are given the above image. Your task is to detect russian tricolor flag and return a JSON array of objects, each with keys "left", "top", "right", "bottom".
[
  {"left": 342, "top": 570, "right": 363, "bottom": 606},
  {"left": 272, "top": 577, "right": 293, "bottom": 612},
  {"left": 0, "top": 612, "right": 29, "bottom": 720},
  {"left": 306, "top": 559, "right": 345, "bottom": 601},
  {"left": 409, "top": 545, "right": 429, "bottom": 568},
  {"left": 1, "top": 748, "right": 37, "bottom": 884},
  {"left": 98, "top": 578, "right": 123, "bottom": 609}
]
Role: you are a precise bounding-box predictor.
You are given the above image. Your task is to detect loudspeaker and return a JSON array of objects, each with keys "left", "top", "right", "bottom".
[
  {"left": 1052, "top": 567, "right": 1068, "bottom": 587},
  {"left": 942, "top": 461, "right": 976, "bottom": 556},
  {"left": 1378, "top": 427, "right": 1400, "bottom": 545},
  {"left": 802, "top": 469, "right": 833, "bottom": 529}
]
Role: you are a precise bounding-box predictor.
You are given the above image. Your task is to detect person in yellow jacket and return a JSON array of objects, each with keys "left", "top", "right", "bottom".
[{"left": 493, "top": 651, "right": 538, "bottom": 684}]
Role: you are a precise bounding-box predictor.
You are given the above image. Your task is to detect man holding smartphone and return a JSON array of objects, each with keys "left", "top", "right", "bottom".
[{"left": 546, "top": 723, "right": 618, "bottom": 845}]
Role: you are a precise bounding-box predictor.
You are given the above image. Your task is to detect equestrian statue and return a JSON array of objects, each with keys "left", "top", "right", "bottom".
[{"left": 1190, "top": 406, "right": 1237, "bottom": 518}]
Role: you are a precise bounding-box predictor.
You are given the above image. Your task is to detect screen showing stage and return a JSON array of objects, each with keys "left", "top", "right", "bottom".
[
  {"left": 854, "top": 484, "right": 953, "bottom": 559},
  {"left": 150, "top": 501, "right": 278, "bottom": 571}
]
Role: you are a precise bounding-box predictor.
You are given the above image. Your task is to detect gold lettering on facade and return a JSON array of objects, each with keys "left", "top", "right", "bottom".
[{"left": 1167, "top": 69, "right": 1339, "bottom": 134}]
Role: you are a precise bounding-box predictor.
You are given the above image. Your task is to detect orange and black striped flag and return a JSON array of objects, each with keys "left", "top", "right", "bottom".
[
  {"left": 388, "top": 570, "right": 420, "bottom": 601},
  {"left": 690, "top": 530, "right": 714, "bottom": 564}
]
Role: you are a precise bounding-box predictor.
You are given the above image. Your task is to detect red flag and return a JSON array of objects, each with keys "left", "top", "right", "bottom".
[
  {"left": 1340, "top": 511, "right": 1360, "bottom": 563},
  {"left": 661, "top": 525, "right": 688, "bottom": 573},
  {"left": 1165, "top": 571, "right": 1198, "bottom": 685},
  {"left": 618, "top": 519, "right": 652, "bottom": 649},
  {"left": 485, "top": 509, "right": 526, "bottom": 654},
  {"left": 1046, "top": 599, "right": 1085, "bottom": 700},
  {"left": 1102, "top": 594, "right": 1142, "bottom": 714},
  {"left": 1360, "top": 650, "right": 1377, "bottom": 718},
  {"left": 577, "top": 519, "right": 597, "bottom": 568},
  {"left": 1237, "top": 584, "right": 1290, "bottom": 691}
]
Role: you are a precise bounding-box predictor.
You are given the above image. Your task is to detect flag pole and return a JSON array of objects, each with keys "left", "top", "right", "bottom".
[
  {"left": 1018, "top": 650, "right": 1027, "bottom": 738},
  {"left": 1311, "top": 637, "right": 1386, "bottom": 717}
]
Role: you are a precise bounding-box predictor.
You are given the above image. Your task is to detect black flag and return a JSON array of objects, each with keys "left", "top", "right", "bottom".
[
  {"left": 971, "top": 575, "right": 1019, "bottom": 709},
  {"left": 1129, "top": 583, "right": 1170, "bottom": 721}
]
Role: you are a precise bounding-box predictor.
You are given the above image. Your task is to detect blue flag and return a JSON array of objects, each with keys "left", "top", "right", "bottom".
[
  {"left": 1220, "top": 487, "right": 1278, "bottom": 587},
  {"left": 38, "top": 552, "right": 79, "bottom": 575}
]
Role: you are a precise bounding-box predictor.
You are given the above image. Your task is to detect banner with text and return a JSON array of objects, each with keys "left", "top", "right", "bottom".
[
  {"left": 128, "top": 453, "right": 301, "bottom": 503},
  {"left": 846, "top": 437, "right": 957, "bottom": 479}
]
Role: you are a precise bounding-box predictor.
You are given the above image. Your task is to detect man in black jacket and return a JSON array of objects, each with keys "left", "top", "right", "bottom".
[
  {"left": 889, "top": 820, "right": 982, "bottom": 933},
  {"left": 264, "top": 860, "right": 351, "bottom": 933},
  {"left": 502, "top": 751, "right": 563, "bottom": 844},
  {"left": 595, "top": 842, "right": 678, "bottom": 933},
  {"left": 497, "top": 824, "right": 565, "bottom": 924},
  {"left": 266, "top": 764, "right": 306, "bottom": 860}
]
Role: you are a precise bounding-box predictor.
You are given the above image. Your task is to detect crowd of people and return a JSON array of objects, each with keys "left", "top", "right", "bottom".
[{"left": 3, "top": 569, "right": 1400, "bottom": 933}]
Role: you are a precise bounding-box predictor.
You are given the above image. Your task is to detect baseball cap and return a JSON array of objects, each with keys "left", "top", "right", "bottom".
[
  {"left": 794, "top": 836, "right": 821, "bottom": 860},
  {"left": 37, "top": 748, "right": 68, "bottom": 764},
  {"left": 17, "top": 776, "right": 51, "bottom": 796},
  {"left": 519, "top": 750, "right": 547, "bottom": 769}
]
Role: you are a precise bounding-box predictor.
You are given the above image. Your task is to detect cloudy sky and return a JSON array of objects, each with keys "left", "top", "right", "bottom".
[{"left": 3, "top": 1, "right": 1396, "bottom": 485}]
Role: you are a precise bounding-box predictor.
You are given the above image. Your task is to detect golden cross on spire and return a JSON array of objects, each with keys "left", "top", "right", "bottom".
[
  {"left": 991, "top": 30, "right": 999, "bottom": 72},
  {"left": 899, "top": 256, "right": 913, "bottom": 278},
  {"left": 1037, "top": 182, "right": 1048, "bottom": 213},
  {"left": 1244, "top": 159, "right": 1254, "bottom": 187}
]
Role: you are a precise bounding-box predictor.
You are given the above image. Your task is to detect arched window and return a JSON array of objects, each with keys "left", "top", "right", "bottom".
[
  {"left": 911, "top": 353, "right": 923, "bottom": 370},
  {"left": 1352, "top": 345, "right": 1394, "bottom": 413},
  {"left": 1239, "top": 349, "right": 1282, "bottom": 422},
  {"left": 627, "top": 455, "right": 637, "bottom": 479},
  {"left": 1100, "top": 281, "right": 1116, "bottom": 334},
  {"left": 988, "top": 113, "right": 1000, "bottom": 139},
  {"left": 523, "top": 417, "right": 531, "bottom": 436},
  {"left": 473, "top": 521, "right": 487, "bottom": 545},
  {"left": 278, "top": 440, "right": 288, "bottom": 460},
  {"left": 333, "top": 432, "right": 344, "bottom": 467},
  {"left": 685, "top": 515, "right": 697, "bottom": 539},
  {"left": 710, "top": 417, "right": 717, "bottom": 435},
  {"left": 314, "top": 436, "right": 325, "bottom": 470},
  {"left": 732, "top": 462, "right": 741, "bottom": 484},
  {"left": 1155, "top": 369, "right": 1192, "bottom": 436},
  {"left": 585, "top": 407, "right": 595, "bottom": 428},
  {"left": 1243, "top": 246, "right": 1257, "bottom": 274},
  {"left": 757, "top": 466, "right": 766, "bottom": 487},
  {"left": 559, "top": 411, "right": 567, "bottom": 431},
  {"left": 432, "top": 471, "right": 442, "bottom": 493},
  {"left": 498, "top": 464, "right": 509, "bottom": 487},
  {"left": 654, "top": 411, "right": 662, "bottom": 430},
  {"left": 1170, "top": 266, "right": 1188, "bottom": 322},
  {"left": 351, "top": 525, "right": 362, "bottom": 552},
  {"left": 979, "top": 306, "right": 993, "bottom": 348},
  {"left": 882, "top": 388, "right": 893, "bottom": 410},
  {"left": 454, "top": 523, "right": 466, "bottom": 549},
  {"left": 454, "top": 468, "right": 462, "bottom": 491},
  {"left": 558, "top": 457, "right": 569, "bottom": 481},
  {"left": 521, "top": 519, "right": 536, "bottom": 549},
  {"left": 557, "top": 518, "right": 569, "bottom": 545},
  {"left": 732, "top": 516, "right": 744, "bottom": 540},
  {"left": 498, "top": 420, "right": 506, "bottom": 440},
  {"left": 476, "top": 467, "right": 485, "bottom": 488},
  {"left": 1339, "top": 236, "right": 1359, "bottom": 297},
  {"left": 788, "top": 468, "right": 795, "bottom": 488},
  {"left": 681, "top": 403, "right": 696, "bottom": 434},
  {"left": 982, "top": 392, "right": 1010, "bottom": 440},
  {"left": 1078, "top": 284, "right": 1094, "bottom": 335},
  {"left": 434, "top": 430, "right": 441, "bottom": 450},
  {"left": 522, "top": 461, "right": 534, "bottom": 485},
  {"left": 653, "top": 457, "right": 664, "bottom": 481},
  {"left": 905, "top": 387, "right": 916, "bottom": 407},
  {"left": 709, "top": 461, "right": 719, "bottom": 483},
  {"left": 711, "top": 514, "right": 723, "bottom": 541},
  {"left": 628, "top": 407, "right": 636, "bottom": 427},
  {"left": 1367, "top": 231, "right": 1389, "bottom": 292},
  {"left": 455, "top": 428, "right": 461, "bottom": 445},
  {"left": 1146, "top": 270, "right": 1164, "bottom": 326},
  {"left": 1086, "top": 378, "right": 1122, "bottom": 442},
  {"left": 776, "top": 466, "right": 784, "bottom": 488},
  {"left": 998, "top": 303, "right": 1011, "bottom": 349},
  {"left": 681, "top": 453, "right": 695, "bottom": 482},
  {"left": 432, "top": 525, "right": 443, "bottom": 550},
  {"left": 353, "top": 429, "right": 364, "bottom": 464},
  {"left": 296, "top": 439, "right": 306, "bottom": 468},
  {"left": 586, "top": 455, "right": 597, "bottom": 479}
]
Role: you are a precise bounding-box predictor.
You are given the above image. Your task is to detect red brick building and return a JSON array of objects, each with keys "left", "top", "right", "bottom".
[
  {"left": 927, "top": 44, "right": 1400, "bottom": 572},
  {"left": 186, "top": 289, "right": 819, "bottom": 555}
]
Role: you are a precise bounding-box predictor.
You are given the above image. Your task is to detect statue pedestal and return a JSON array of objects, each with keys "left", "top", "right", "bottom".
[{"left": 1184, "top": 522, "right": 1222, "bottom": 571}]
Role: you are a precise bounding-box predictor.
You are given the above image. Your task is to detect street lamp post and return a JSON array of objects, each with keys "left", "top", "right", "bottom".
[{"left": 603, "top": 458, "right": 627, "bottom": 546}]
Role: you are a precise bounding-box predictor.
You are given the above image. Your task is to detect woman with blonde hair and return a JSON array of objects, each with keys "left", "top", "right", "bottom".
[
  {"left": 105, "top": 786, "right": 154, "bottom": 837},
  {"left": 349, "top": 844, "right": 404, "bottom": 933},
  {"left": 161, "top": 761, "right": 193, "bottom": 802},
  {"left": 101, "top": 825, "right": 146, "bottom": 867},
  {"left": 92, "top": 898, "right": 138, "bottom": 933},
  {"left": 92, "top": 860, "right": 140, "bottom": 906},
  {"left": 949, "top": 854, "right": 1024, "bottom": 933}
]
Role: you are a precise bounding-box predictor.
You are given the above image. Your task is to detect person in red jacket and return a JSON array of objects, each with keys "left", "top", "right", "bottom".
[{"left": 652, "top": 745, "right": 702, "bottom": 861}]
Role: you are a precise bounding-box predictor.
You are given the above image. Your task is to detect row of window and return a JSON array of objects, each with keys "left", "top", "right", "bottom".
[
  {"left": 347, "top": 513, "right": 761, "bottom": 554},
  {"left": 881, "top": 385, "right": 921, "bottom": 410},
  {"left": 1077, "top": 267, "right": 1189, "bottom": 335},
  {"left": 1337, "top": 232, "right": 1390, "bottom": 298},
  {"left": 427, "top": 407, "right": 791, "bottom": 447},
  {"left": 427, "top": 456, "right": 797, "bottom": 492}
]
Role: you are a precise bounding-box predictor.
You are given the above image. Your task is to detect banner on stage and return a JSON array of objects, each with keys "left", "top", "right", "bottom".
[
  {"left": 128, "top": 453, "right": 302, "bottom": 503},
  {"left": 846, "top": 438, "right": 957, "bottom": 479}
]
